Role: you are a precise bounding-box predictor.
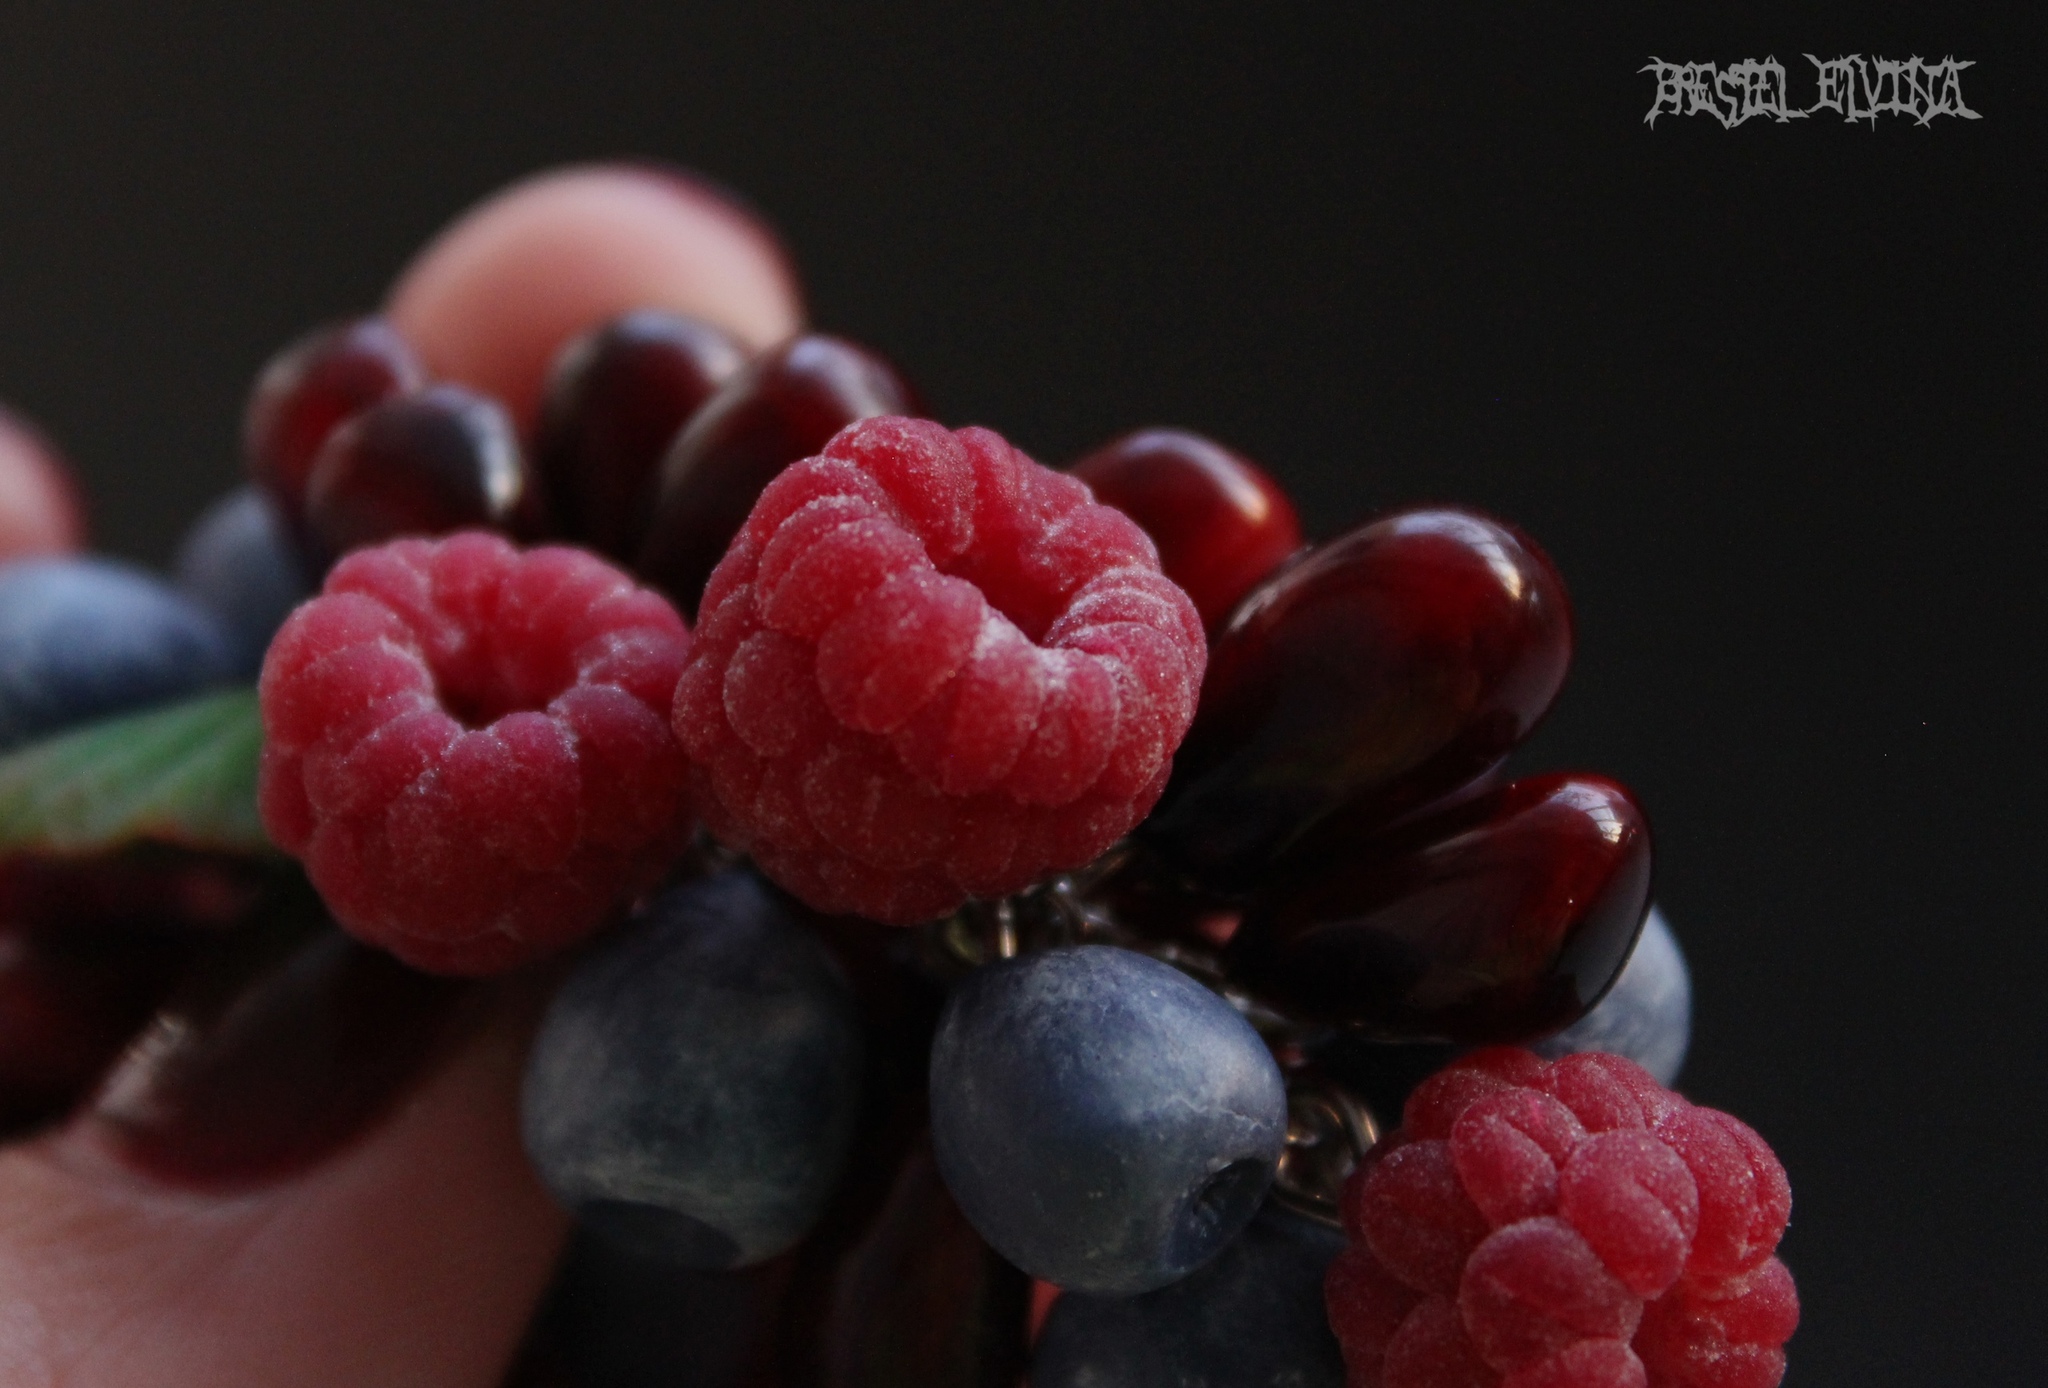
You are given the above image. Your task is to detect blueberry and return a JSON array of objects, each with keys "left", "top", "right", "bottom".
[
  {"left": 1031, "top": 1201, "right": 1347, "bottom": 1388},
  {"left": 172, "top": 486, "right": 312, "bottom": 677},
  {"left": 1532, "top": 904, "right": 1691, "bottom": 1085},
  {"left": 929, "top": 945, "right": 1287, "bottom": 1295},
  {"left": 0, "top": 557, "right": 235, "bottom": 753},
  {"left": 521, "top": 868, "right": 863, "bottom": 1268}
]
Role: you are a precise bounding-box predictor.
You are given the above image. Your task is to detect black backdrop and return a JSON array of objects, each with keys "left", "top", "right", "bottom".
[{"left": 0, "top": 4, "right": 2041, "bottom": 1383}]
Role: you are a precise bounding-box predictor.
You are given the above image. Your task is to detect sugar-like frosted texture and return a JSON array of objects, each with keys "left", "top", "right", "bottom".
[
  {"left": 1325, "top": 1048, "right": 1796, "bottom": 1388},
  {"left": 672, "top": 416, "right": 1205, "bottom": 924},
  {"left": 258, "top": 531, "right": 693, "bottom": 974}
]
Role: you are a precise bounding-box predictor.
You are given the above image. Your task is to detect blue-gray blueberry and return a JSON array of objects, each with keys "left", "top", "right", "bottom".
[
  {"left": 929, "top": 945, "right": 1288, "bottom": 1296},
  {"left": 0, "top": 556, "right": 235, "bottom": 752},
  {"left": 522, "top": 868, "right": 863, "bottom": 1268},
  {"left": 173, "top": 486, "right": 311, "bottom": 677}
]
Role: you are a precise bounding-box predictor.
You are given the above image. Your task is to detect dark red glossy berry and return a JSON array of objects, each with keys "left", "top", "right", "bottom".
[
  {"left": 635, "top": 334, "right": 921, "bottom": 614},
  {"left": 1140, "top": 508, "right": 1573, "bottom": 890},
  {"left": 1069, "top": 428, "right": 1303, "bottom": 633},
  {"left": 301, "top": 385, "right": 530, "bottom": 564},
  {"left": 244, "top": 317, "right": 423, "bottom": 526},
  {"left": 537, "top": 310, "right": 749, "bottom": 562},
  {"left": 1225, "top": 772, "right": 1652, "bottom": 1043}
]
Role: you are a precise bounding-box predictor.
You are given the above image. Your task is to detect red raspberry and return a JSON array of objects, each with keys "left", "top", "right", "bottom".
[
  {"left": 258, "top": 532, "right": 692, "bottom": 974},
  {"left": 1326, "top": 1049, "right": 1797, "bottom": 1388},
  {"left": 671, "top": 416, "right": 1205, "bottom": 923}
]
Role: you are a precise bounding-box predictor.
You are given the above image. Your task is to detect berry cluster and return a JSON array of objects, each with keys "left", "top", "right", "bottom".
[
  {"left": 237, "top": 311, "right": 940, "bottom": 965},
  {"left": 0, "top": 175, "right": 1797, "bottom": 1388},
  {"left": 1327, "top": 1049, "right": 1797, "bottom": 1388}
]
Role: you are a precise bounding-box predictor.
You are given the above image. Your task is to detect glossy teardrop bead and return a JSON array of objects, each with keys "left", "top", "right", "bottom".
[
  {"left": 536, "top": 309, "right": 748, "bottom": 562},
  {"left": 301, "top": 384, "right": 530, "bottom": 565},
  {"left": 1069, "top": 427, "right": 1303, "bottom": 633},
  {"left": 1139, "top": 507, "right": 1572, "bottom": 891},
  {"left": 634, "top": 334, "right": 921, "bottom": 615},
  {"left": 243, "top": 317, "right": 423, "bottom": 528},
  {"left": 1224, "top": 772, "right": 1653, "bottom": 1043}
]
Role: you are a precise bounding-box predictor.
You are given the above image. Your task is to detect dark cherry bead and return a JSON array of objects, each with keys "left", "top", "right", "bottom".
[
  {"left": 1139, "top": 507, "right": 1573, "bottom": 891},
  {"left": 537, "top": 310, "right": 748, "bottom": 563},
  {"left": 1224, "top": 772, "right": 1653, "bottom": 1044},
  {"left": 302, "top": 384, "right": 530, "bottom": 564},
  {"left": 1069, "top": 428, "right": 1303, "bottom": 633},
  {"left": 635, "top": 334, "right": 921, "bottom": 615},
  {"left": 243, "top": 317, "right": 423, "bottom": 525}
]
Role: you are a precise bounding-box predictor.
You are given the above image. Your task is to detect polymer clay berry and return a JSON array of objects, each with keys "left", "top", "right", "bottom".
[
  {"left": 1325, "top": 1049, "right": 1796, "bottom": 1388},
  {"left": 929, "top": 945, "right": 1287, "bottom": 1294},
  {"left": 672, "top": 415, "right": 1205, "bottom": 923},
  {"left": 258, "top": 531, "right": 693, "bottom": 974}
]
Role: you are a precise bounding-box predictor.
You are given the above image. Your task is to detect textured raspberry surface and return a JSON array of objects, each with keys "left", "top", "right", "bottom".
[
  {"left": 1326, "top": 1049, "right": 1796, "bottom": 1388},
  {"left": 671, "top": 416, "right": 1205, "bottom": 923},
  {"left": 259, "top": 532, "right": 692, "bottom": 974}
]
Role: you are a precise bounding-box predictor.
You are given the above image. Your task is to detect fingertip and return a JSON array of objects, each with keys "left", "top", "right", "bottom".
[
  {"left": 0, "top": 407, "right": 86, "bottom": 560},
  {"left": 386, "top": 164, "right": 806, "bottom": 428},
  {"left": 0, "top": 976, "right": 568, "bottom": 1387}
]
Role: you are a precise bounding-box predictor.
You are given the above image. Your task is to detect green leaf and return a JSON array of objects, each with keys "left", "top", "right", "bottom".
[{"left": 0, "top": 688, "right": 274, "bottom": 856}]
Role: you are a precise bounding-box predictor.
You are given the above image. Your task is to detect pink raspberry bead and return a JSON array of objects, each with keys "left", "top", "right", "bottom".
[
  {"left": 1325, "top": 1049, "right": 1797, "bottom": 1388},
  {"left": 672, "top": 416, "right": 1205, "bottom": 923},
  {"left": 259, "top": 532, "right": 693, "bottom": 974}
]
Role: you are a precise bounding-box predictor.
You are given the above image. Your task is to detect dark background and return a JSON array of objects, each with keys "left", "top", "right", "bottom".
[{"left": 0, "top": 4, "right": 2040, "bottom": 1382}]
